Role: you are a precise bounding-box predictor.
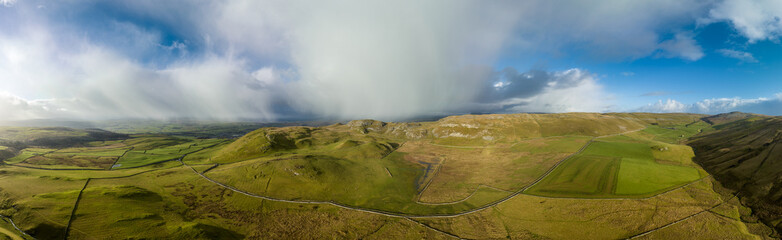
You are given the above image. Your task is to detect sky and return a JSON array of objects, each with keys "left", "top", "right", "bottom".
[{"left": 1, "top": 0, "right": 782, "bottom": 122}]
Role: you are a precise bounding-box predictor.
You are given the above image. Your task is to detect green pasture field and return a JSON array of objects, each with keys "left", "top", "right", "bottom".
[
  {"left": 121, "top": 136, "right": 190, "bottom": 150},
  {"left": 615, "top": 158, "right": 703, "bottom": 195},
  {"left": 110, "top": 138, "right": 224, "bottom": 169},
  {"left": 181, "top": 141, "right": 233, "bottom": 164},
  {"left": 641, "top": 121, "right": 714, "bottom": 144},
  {"left": 4, "top": 148, "right": 55, "bottom": 164},
  {"left": 85, "top": 140, "right": 125, "bottom": 147},
  {"left": 526, "top": 131, "right": 705, "bottom": 198},
  {"left": 2, "top": 136, "right": 224, "bottom": 170},
  {"left": 18, "top": 150, "right": 124, "bottom": 169},
  {"left": 525, "top": 155, "right": 620, "bottom": 197},
  {"left": 582, "top": 141, "right": 654, "bottom": 160},
  {"left": 52, "top": 147, "right": 129, "bottom": 157},
  {"left": 113, "top": 152, "right": 179, "bottom": 169}
]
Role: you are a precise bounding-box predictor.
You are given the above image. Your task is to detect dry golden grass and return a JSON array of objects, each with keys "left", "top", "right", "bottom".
[
  {"left": 415, "top": 178, "right": 754, "bottom": 239},
  {"left": 404, "top": 137, "right": 586, "bottom": 203},
  {"left": 635, "top": 212, "right": 760, "bottom": 240}
]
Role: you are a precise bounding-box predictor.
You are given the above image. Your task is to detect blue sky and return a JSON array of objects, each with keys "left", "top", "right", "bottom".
[{"left": 1, "top": 0, "right": 782, "bottom": 121}]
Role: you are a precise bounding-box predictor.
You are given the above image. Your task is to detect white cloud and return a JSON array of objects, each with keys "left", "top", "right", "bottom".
[
  {"left": 1, "top": 0, "right": 15, "bottom": 7},
  {"left": 717, "top": 49, "right": 758, "bottom": 62},
  {"left": 0, "top": 93, "right": 50, "bottom": 121},
  {"left": 276, "top": 1, "right": 520, "bottom": 120},
  {"left": 1, "top": 0, "right": 529, "bottom": 121},
  {"left": 8, "top": 0, "right": 777, "bottom": 121},
  {"left": 691, "top": 97, "right": 769, "bottom": 113},
  {"left": 639, "top": 99, "right": 689, "bottom": 113},
  {"left": 521, "top": 70, "right": 609, "bottom": 113},
  {"left": 639, "top": 95, "right": 782, "bottom": 115},
  {"left": 0, "top": 27, "right": 281, "bottom": 121},
  {"left": 657, "top": 32, "right": 705, "bottom": 61},
  {"left": 485, "top": 69, "right": 611, "bottom": 113},
  {"left": 704, "top": 0, "right": 782, "bottom": 42}
]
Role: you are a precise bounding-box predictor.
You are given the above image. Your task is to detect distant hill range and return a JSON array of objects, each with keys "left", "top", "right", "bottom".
[
  {"left": 0, "top": 119, "right": 336, "bottom": 138},
  {"left": 0, "top": 127, "right": 127, "bottom": 147}
]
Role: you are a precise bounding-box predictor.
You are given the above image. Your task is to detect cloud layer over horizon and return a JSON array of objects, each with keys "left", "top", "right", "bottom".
[
  {"left": 639, "top": 95, "right": 782, "bottom": 116},
  {"left": 1, "top": 0, "right": 781, "bottom": 122}
]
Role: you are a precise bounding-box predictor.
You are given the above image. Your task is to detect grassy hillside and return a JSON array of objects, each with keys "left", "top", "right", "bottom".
[
  {"left": 0, "top": 112, "right": 775, "bottom": 239},
  {"left": 526, "top": 127, "right": 706, "bottom": 198},
  {"left": 3, "top": 135, "right": 224, "bottom": 170},
  {"left": 182, "top": 113, "right": 728, "bottom": 215},
  {"left": 689, "top": 114, "right": 782, "bottom": 233}
]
